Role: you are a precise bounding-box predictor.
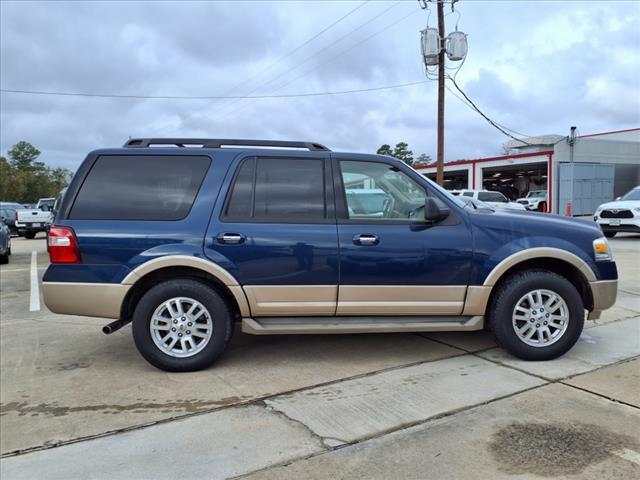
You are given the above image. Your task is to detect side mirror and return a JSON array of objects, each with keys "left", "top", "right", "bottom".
[
  {"left": 615, "top": 197, "right": 621, "bottom": 201},
  {"left": 424, "top": 197, "right": 450, "bottom": 223}
]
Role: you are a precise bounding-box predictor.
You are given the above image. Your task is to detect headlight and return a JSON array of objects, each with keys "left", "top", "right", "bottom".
[{"left": 593, "top": 237, "right": 612, "bottom": 261}]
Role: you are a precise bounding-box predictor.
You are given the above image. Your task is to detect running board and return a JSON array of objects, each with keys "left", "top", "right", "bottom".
[{"left": 241, "top": 316, "right": 484, "bottom": 335}]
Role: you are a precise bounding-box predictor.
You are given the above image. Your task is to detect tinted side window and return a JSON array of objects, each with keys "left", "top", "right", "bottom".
[
  {"left": 225, "top": 158, "right": 255, "bottom": 218},
  {"left": 224, "top": 158, "right": 326, "bottom": 220},
  {"left": 462, "top": 191, "right": 473, "bottom": 197},
  {"left": 70, "top": 155, "right": 210, "bottom": 220}
]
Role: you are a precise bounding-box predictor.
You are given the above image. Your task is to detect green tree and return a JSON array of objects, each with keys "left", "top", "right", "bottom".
[
  {"left": 1, "top": 142, "right": 73, "bottom": 203},
  {"left": 376, "top": 144, "right": 393, "bottom": 157},
  {"left": 414, "top": 153, "right": 432, "bottom": 166},
  {"left": 8, "top": 141, "right": 41, "bottom": 172},
  {"left": 392, "top": 142, "right": 414, "bottom": 166}
]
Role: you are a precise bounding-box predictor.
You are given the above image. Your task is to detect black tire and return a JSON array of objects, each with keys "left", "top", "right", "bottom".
[
  {"left": 0, "top": 253, "right": 7, "bottom": 264},
  {"left": 487, "top": 270, "right": 584, "bottom": 361},
  {"left": 537, "top": 202, "right": 547, "bottom": 212},
  {"left": 24, "top": 231, "right": 36, "bottom": 239},
  {"left": 604, "top": 231, "right": 617, "bottom": 238},
  {"left": 132, "top": 278, "right": 233, "bottom": 372}
]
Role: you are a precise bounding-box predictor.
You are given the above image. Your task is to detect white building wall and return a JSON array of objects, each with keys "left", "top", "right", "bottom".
[{"left": 581, "top": 129, "right": 640, "bottom": 142}]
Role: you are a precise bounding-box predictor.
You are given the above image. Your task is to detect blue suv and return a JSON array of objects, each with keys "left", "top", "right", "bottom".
[{"left": 43, "top": 138, "right": 618, "bottom": 371}]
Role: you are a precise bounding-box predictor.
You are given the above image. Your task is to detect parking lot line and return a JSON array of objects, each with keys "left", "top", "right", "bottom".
[
  {"left": 29, "top": 251, "right": 40, "bottom": 312},
  {"left": 614, "top": 448, "right": 640, "bottom": 466}
]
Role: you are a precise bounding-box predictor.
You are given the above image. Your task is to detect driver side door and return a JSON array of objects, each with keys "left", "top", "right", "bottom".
[{"left": 333, "top": 156, "right": 473, "bottom": 316}]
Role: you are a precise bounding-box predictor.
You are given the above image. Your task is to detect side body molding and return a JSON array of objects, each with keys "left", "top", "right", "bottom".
[{"left": 122, "top": 255, "right": 251, "bottom": 317}]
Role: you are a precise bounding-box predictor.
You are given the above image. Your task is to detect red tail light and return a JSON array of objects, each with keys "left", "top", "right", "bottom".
[
  {"left": 48, "top": 226, "right": 81, "bottom": 263},
  {"left": 14, "top": 211, "right": 18, "bottom": 221}
]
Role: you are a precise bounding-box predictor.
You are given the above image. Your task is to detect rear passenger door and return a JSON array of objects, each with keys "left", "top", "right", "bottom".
[{"left": 205, "top": 154, "right": 339, "bottom": 317}]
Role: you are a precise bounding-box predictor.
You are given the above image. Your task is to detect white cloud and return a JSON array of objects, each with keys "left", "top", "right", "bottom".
[{"left": 1, "top": 0, "right": 638, "bottom": 170}]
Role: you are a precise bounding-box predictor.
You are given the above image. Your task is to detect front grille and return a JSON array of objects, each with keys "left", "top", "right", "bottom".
[
  {"left": 517, "top": 200, "right": 528, "bottom": 204},
  {"left": 601, "top": 209, "right": 633, "bottom": 219}
]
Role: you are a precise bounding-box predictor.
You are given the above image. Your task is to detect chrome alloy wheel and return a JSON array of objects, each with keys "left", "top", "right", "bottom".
[
  {"left": 150, "top": 297, "right": 213, "bottom": 358},
  {"left": 512, "top": 289, "right": 569, "bottom": 347}
]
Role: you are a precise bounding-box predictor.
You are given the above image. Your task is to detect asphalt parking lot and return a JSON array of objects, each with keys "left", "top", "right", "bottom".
[{"left": 1, "top": 233, "right": 639, "bottom": 479}]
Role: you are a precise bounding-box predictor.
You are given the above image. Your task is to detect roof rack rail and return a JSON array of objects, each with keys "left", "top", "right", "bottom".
[{"left": 123, "top": 138, "right": 331, "bottom": 152}]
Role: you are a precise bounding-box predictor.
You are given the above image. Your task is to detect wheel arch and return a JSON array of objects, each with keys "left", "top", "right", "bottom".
[
  {"left": 484, "top": 251, "right": 595, "bottom": 313},
  {"left": 120, "top": 258, "right": 250, "bottom": 323}
]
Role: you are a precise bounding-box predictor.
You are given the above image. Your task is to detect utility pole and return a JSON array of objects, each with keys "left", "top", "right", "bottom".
[
  {"left": 436, "top": 0, "right": 445, "bottom": 186},
  {"left": 420, "top": 0, "right": 466, "bottom": 186}
]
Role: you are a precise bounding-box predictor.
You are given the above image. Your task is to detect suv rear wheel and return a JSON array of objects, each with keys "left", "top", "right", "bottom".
[
  {"left": 488, "top": 270, "right": 584, "bottom": 361},
  {"left": 132, "top": 279, "right": 233, "bottom": 371}
]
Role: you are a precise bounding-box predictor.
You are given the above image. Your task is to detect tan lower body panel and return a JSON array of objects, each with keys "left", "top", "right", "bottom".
[
  {"left": 336, "top": 285, "right": 466, "bottom": 315},
  {"left": 590, "top": 279, "right": 618, "bottom": 311},
  {"left": 462, "top": 286, "right": 492, "bottom": 315},
  {"left": 229, "top": 285, "right": 251, "bottom": 317},
  {"left": 242, "top": 316, "right": 484, "bottom": 335},
  {"left": 43, "top": 282, "right": 130, "bottom": 319},
  {"left": 243, "top": 285, "right": 337, "bottom": 316}
]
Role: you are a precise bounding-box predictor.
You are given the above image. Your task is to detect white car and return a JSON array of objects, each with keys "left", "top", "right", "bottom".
[
  {"left": 451, "top": 190, "right": 527, "bottom": 211},
  {"left": 594, "top": 186, "right": 640, "bottom": 238},
  {"left": 516, "top": 190, "right": 548, "bottom": 211}
]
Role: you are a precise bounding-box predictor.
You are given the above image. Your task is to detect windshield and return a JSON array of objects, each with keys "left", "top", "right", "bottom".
[
  {"left": 527, "top": 191, "right": 546, "bottom": 198},
  {"left": 621, "top": 188, "right": 640, "bottom": 201}
]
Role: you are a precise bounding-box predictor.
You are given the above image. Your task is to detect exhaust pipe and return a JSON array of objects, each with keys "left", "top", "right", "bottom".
[{"left": 102, "top": 319, "right": 127, "bottom": 335}]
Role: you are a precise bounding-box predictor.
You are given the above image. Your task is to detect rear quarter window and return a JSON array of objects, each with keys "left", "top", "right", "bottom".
[{"left": 69, "top": 155, "right": 210, "bottom": 220}]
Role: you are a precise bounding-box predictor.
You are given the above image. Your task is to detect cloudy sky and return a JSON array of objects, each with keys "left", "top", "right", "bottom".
[{"left": 1, "top": 0, "right": 639, "bottom": 170}]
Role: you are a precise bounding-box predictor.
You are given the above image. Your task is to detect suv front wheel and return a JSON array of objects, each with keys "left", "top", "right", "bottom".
[
  {"left": 488, "top": 270, "right": 584, "bottom": 361},
  {"left": 132, "top": 279, "right": 233, "bottom": 371}
]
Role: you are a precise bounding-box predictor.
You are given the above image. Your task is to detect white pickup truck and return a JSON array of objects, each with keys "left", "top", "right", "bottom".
[{"left": 15, "top": 198, "right": 55, "bottom": 239}]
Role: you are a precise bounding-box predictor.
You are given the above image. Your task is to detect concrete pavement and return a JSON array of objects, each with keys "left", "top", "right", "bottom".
[{"left": 1, "top": 233, "right": 639, "bottom": 479}]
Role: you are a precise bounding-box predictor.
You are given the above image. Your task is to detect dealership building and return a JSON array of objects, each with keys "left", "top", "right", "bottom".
[{"left": 415, "top": 128, "right": 640, "bottom": 215}]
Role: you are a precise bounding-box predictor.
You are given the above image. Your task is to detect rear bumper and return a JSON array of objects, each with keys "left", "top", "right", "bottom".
[
  {"left": 43, "top": 282, "right": 130, "bottom": 319},
  {"left": 588, "top": 279, "right": 618, "bottom": 320},
  {"left": 17, "top": 224, "right": 49, "bottom": 233}
]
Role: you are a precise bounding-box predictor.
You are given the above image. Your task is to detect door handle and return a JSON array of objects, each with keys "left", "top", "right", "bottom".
[
  {"left": 353, "top": 234, "right": 379, "bottom": 246},
  {"left": 216, "top": 233, "right": 246, "bottom": 245}
]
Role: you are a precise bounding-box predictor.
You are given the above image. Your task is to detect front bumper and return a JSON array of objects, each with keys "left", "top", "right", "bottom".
[
  {"left": 587, "top": 279, "right": 618, "bottom": 320},
  {"left": 596, "top": 217, "right": 640, "bottom": 233}
]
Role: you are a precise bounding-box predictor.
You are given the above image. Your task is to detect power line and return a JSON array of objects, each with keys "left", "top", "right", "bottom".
[
  {"left": 269, "top": 8, "right": 420, "bottom": 96},
  {"left": 444, "top": 83, "right": 531, "bottom": 138},
  {"left": 217, "top": 1, "right": 370, "bottom": 99},
  {"left": 217, "top": 1, "right": 404, "bottom": 116},
  {"left": 224, "top": 5, "right": 419, "bottom": 118},
  {"left": 447, "top": 77, "right": 532, "bottom": 145},
  {"left": 0, "top": 80, "right": 428, "bottom": 100}
]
